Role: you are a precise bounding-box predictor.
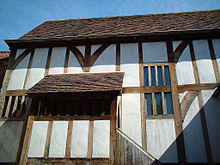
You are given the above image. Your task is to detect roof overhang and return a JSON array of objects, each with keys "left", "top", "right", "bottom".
[
  {"left": 5, "top": 29, "right": 220, "bottom": 49},
  {"left": 27, "top": 72, "right": 124, "bottom": 98}
]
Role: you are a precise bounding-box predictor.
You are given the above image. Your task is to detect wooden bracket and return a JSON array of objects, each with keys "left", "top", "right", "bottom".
[
  {"left": 69, "top": 44, "right": 110, "bottom": 72},
  {"left": 180, "top": 90, "right": 199, "bottom": 121}
]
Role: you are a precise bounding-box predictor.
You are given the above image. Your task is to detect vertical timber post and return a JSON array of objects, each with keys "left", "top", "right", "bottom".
[
  {"left": 110, "top": 97, "right": 117, "bottom": 165},
  {"left": 167, "top": 41, "right": 186, "bottom": 163}
]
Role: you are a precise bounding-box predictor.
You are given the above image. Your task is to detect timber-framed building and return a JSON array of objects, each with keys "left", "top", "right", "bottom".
[{"left": 0, "top": 9, "right": 220, "bottom": 165}]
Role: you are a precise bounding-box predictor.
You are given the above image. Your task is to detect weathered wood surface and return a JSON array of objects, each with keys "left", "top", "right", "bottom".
[
  {"left": 116, "top": 128, "right": 161, "bottom": 165},
  {"left": 26, "top": 158, "right": 109, "bottom": 165}
]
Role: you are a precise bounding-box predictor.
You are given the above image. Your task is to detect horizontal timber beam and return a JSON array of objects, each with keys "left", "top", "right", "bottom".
[
  {"left": 122, "top": 83, "right": 219, "bottom": 94},
  {"left": 33, "top": 115, "right": 111, "bottom": 121},
  {"left": 122, "top": 86, "right": 171, "bottom": 93},
  {"left": 178, "top": 83, "right": 219, "bottom": 93},
  {"left": 6, "top": 90, "right": 27, "bottom": 96}
]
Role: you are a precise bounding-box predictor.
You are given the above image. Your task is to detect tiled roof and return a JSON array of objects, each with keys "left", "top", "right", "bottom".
[
  {"left": 0, "top": 51, "right": 10, "bottom": 60},
  {"left": 19, "top": 9, "right": 220, "bottom": 40},
  {"left": 27, "top": 72, "right": 124, "bottom": 96}
]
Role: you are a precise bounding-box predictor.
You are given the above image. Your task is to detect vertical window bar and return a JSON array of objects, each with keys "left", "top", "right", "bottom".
[
  {"left": 158, "top": 66, "right": 163, "bottom": 86},
  {"left": 161, "top": 92, "right": 167, "bottom": 114},
  {"left": 165, "top": 92, "right": 174, "bottom": 114},
  {"left": 37, "top": 100, "right": 41, "bottom": 116},
  {"left": 155, "top": 66, "right": 158, "bottom": 86},
  {"left": 162, "top": 65, "right": 166, "bottom": 86},
  {"left": 152, "top": 93, "right": 157, "bottom": 115},
  {"left": 5, "top": 96, "right": 12, "bottom": 117},
  {"left": 151, "top": 66, "right": 156, "bottom": 86},
  {"left": 144, "top": 67, "right": 149, "bottom": 86},
  {"left": 155, "top": 93, "right": 163, "bottom": 114},
  {"left": 165, "top": 66, "right": 171, "bottom": 86},
  {"left": 145, "top": 94, "right": 153, "bottom": 115},
  {"left": 148, "top": 66, "right": 151, "bottom": 86}
]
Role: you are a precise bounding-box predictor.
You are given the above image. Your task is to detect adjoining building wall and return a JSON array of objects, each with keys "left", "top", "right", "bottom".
[{"left": 0, "top": 121, "right": 23, "bottom": 162}]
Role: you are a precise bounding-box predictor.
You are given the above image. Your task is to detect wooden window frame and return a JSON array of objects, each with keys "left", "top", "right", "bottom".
[{"left": 143, "top": 62, "right": 174, "bottom": 119}]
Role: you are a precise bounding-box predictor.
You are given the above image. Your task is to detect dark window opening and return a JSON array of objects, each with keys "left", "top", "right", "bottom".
[{"left": 31, "top": 97, "right": 113, "bottom": 117}]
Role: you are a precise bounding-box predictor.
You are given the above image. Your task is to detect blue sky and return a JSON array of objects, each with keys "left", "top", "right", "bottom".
[{"left": 0, "top": 0, "right": 220, "bottom": 51}]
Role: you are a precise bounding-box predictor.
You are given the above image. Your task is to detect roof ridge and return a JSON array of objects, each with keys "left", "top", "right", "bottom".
[
  {"left": 15, "top": 9, "right": 220, "bottom": 42},
  {"left": 0, "top": 51, "right": 10, "bottom": 53},
  {"left": 44, "top": 9, "right": 220, "bottom": 23}
]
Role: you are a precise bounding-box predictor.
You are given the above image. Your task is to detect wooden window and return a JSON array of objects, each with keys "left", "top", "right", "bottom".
[{"left": 144, "top": 63, "right": 174, "bottom": 117}]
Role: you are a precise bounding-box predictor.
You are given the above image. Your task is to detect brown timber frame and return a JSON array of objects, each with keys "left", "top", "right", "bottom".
[{"left": 1, "top": 34, "right": 220, "bottom": 164}]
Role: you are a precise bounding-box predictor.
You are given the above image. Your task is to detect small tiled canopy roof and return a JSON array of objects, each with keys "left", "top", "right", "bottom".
[
  {"left": 27, "top": 72, "right": 124, "bottom": 97},
  {"left": 0, "top": 51, "right": 10, "bottom": 60},
  {"left": 19, "top": 9, "right": 220, "bottom": 40}
]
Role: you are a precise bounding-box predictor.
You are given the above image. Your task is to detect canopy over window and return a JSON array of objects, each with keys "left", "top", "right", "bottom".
[{"left": 27, "top": 72, "right": 124, "bottom": 97}]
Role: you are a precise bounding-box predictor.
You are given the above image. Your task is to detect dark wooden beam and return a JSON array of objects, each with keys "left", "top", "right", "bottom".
[
  {"left": 6, "top": 30, "right": 220, "bottom": 49},
  {"left": 44, "top": 47, "right": 53, "bottom": 76},
  {"left": 174, "top": 40, "right": 190, "bottom": 62},
  {"left": 180, "top": 91, "right": 199, "bottom": 121},
  {"left": 69, "top": 45, "right": 85, "bottom": 69},
  {"left": 11, "top": 48, "right": 33, "bottom": 70},
  {"left": 208, "top": 39, "right": 220, "bottom": 83},
  {"left": 138, "top": 42, "right": 147, "bottom": 150},
  {"left": 116, "top": 43, "right": 120, "bottom": 71}
]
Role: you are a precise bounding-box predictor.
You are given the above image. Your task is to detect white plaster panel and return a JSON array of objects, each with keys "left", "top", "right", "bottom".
[
  {"left": 71, "top": 120, "right": 89, "bottom": 158},
  {"left": 91, "top": 44, "right": 101, "bottom": 55},
  {"left": 8, "top": 53, "right": 30, "bottom": 90},
  {"left": 179, "top": 92, "right": 187, "bottom": 103},
  {"left": 15, "top": 49, "right": 26, "bottom": 59},
  {"left": 93, "top": 120, "right": 110, "bottom": 158},
  {"left": 90, "top": 44, "right": 116, "bottom": 72},
  {"left": 212, "top": 39, "right": 220, "bottom": 73},
  {"left": 174, "top": 41, "right": 195, "bottom": 85},
  {"left": 122, "top": 93, "right": 142, "bottom": 146},
  {"left": 77, "top": 46, "right": 85, "bottom": 56},
  {"left": 193, "top": 40, "right": 216, "bottom": 83},
  {"left": 49, "top": 121, "right": 68, "bottom": 157},
  {"left": 146, "top": 119, "right": 178, "bottom": 162},
  {"left": 26, "top": 48, "right": 48, "bottom": 89},
  {"left": 121, "top": 43, "right": 139, "bottom": 87},
  {"left": 143, "top": 42, "right": 168, "bottom": 62},
  {"left": 28, "top": 121, "right": 48, "bottom": 157},
  {"left": 67, "top": 51, "right": 83, "bottom": 73},
  {"left": 49, "top": 47, "right": 66, "bottom": 74},
  {"left": 0, "top": 121, "right": 23, "bottom": 162},
  {"left": 183, "top": 97, "right": 207, "bottom": 162},
  {"left": 201, "top": 89, "right": 220, "bottom": 162}
]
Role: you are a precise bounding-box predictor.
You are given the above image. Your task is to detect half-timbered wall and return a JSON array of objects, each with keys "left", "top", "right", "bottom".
[
  {"left": 1, "top": 38, "right": 220, "bottom": 164},
  {"left": 0, "top": 121, "right": 23, "bottom": 162}
]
